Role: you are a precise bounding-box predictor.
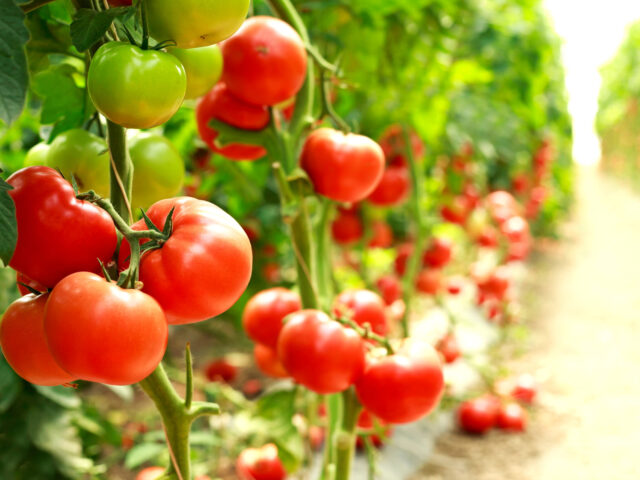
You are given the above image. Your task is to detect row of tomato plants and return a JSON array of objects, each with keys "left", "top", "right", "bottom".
[{"left": 0, "top": 0, "right": 569, "bottom": 479}]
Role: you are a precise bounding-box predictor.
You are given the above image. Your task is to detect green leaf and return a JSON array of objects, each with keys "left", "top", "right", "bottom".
[
  {"left": 0, "top": 176, "right": 17, "bottom": 266},
  {"left": 124, "top": 442, "right": 165, "bottom": 469},
  {"left": 0, "top": 0, "right": 29, "bottom": 125},
  {"left": 0, "top": 353, "right": 22, "bottom": 413},
  {"left": 33, "top": 385, "right": 81, "bottom": 409},
  {"left": 70, "top": 7, "right": 132, "bottom": 52}
]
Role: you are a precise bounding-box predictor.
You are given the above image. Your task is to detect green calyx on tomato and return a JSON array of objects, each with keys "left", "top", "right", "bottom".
[
  {"left": 129, "top": 133, "right": 185, "bottom": 214},
  {"left": 146, "top": 0, "right": 250, "bottom": 49},
  {"left": 168, "top": 45, "right": 223, "bottom": 100},
  {"left": 88, "top": 42, "right": 186, "bottom": 129},
  {"left": 45, "top": 129, "right": 110, "bottom": 197}
]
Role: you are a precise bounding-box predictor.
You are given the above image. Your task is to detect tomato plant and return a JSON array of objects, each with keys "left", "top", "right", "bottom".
[
  {"left": 458, "top": 396, "right": 499, "bottom": 434},
  {"left": 242, "top": 287, "right": 301, "bottom": 349},
  {"left": 333, "top": 289, "right": 388, "bottom": 336},
  {"left": 496, "top": 403, "right": 527, "bottom": 432},
  {"left": 168, "top": 45, "right": 223, "bottom": 100},
  {"left": 236, "top": 443, "right": 286, "bottom": 480}
]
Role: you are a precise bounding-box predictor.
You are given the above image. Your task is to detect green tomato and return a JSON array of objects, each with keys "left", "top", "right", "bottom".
[
  {"left": 46, "top": 129, "right": 110, "bottom": 197},
  {"left": 146, "top": 0, "right": 250, "bottom": 49},
  {"left": 129, "top": 133, "right": 185, "bottom": 213},
  {"left": 88, "top": 42, "right": 186, "bottom": 129},
  {"left": 24, "top": 142, "right": 50, "bottom": 167},
  {"left": 168, "top": 45, "right": 223, "bottom": 99}
]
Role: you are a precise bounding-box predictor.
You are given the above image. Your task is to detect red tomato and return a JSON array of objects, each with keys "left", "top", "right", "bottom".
[
  {"left": 496, "top": 403, "right": 527, "bottom": 432},
  {"left": 355, "top": 339, "right": 444, "bottom": 424},
  {"left": 368, "top": 220, "right": 393, "bottom": 248},
  {"left": 205, "top": 358, "right": 237, "bottom": 383},
  {"left": 378, "top": 124, "right": 425, "bottom": 160},
  {"left": 44, "top": 272, "right": 168, "bottom": 385},
  {"left": 301, "top": 128, "right": 385, "bottom": 203},
  {"left": 501, "top": 215, "right": 530, "bottom": 244},
  {"left": 486, "top": 190, "right": 518, "bottom": 223},
  {"left": 243, "top": 288, "right": 301, "bottom": 349},
  {"left": 135, "top": 466, "right": 165, "bottom": 480},
  {"left": 242, "top": 379, "right": 263, "bottom": 398},
  {"left": 376, "top": 275, "right": 402, "bottom": 305},
  {"left": 422, "top": 237, "right": 453, "bottom": 269},
  {"left": 416, "top": 269, "right": 441, "bottom": 295},
  {"left": 309, "top": 425, "right": 325, "bottom": 450},
  {"left": 331, "top": 211, "right": 363, "bottom": 246},
  {"left": 458, "top": 396, "right": 499, "bottom": 434},
  {"left": 119, "top": 197, "right": 252, "bottom": 324},
  {"left": 436, "top": 334, "right": 461, "bottom": 364},
  {"left": 446, "top": 276, "right": 464, "bottom": 295},
  {"left": 196, "top": 82, "right": 269, "bottom": 160},
  {"left": 262, "top": 262, "right": 281, "bottom": 283},
  {"left": 0, "top": 294, "right": 74, "bottom": 386},
  {"left": 440, "top": 196, "right": 470, "bottom": 225},
  {"left": 508, "top": 240, "right": 531, "bottom": 262},
  {"left": 108, "top": 0, "right": 131, "bottom": 5},
  {"left": 277, "top": 310, "right": 365, "bottom": 394},
  {"left": 236, "top": 443, "right": 286, "bottom": 480},
  {"left": 477, "top": 226, "right": 499, "bottom": 248},
  {"left": 512, "top": 174, "right": 530, "bottom": 194},
  {"left": 462, "top": 183, "right": 481, "bottom": 209},
  {"left": 477, "top": 267, "right": 510, "bottom": 300},
  {"left": 16, "top": 272, "right": 46, "bottom": 296},
  {"left": 367, "top": 166, "right": 410, "bottom": 207},
  {"left": 333, "top": 289, "right": 388, "bottom": 336},
  {"left": 394, "top": 243, "right": 414, "bottom": 276},
  {"left": 6, "top": 166, "right": 117, "bottom": 288},
  {"left": 254, "top": 343, "right": 289, "bottom": 378},
  {"left": 222, "top": 16, "right": 307, "bottom": 106},
  {"left": 510, "top": 374, "right": 537, "bottom": 404}
]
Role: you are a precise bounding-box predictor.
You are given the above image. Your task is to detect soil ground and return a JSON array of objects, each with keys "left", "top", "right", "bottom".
[{"left": 412, "top": 166, "right": 640, "bottom": 480}]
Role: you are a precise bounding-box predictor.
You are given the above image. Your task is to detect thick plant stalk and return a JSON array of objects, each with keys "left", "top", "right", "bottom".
[{"left": 334, "top": 388, "right": 361, "bottom": 480}]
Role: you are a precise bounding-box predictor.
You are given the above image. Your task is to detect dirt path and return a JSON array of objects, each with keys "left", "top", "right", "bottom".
[{"left": 413, "top": 166, "right": 640, "bottom": 480}]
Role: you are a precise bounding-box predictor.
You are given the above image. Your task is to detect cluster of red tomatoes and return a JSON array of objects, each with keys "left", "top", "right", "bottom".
[
  {"left": 0, "top": 166, "right": 252, "bottom": 387},
  {"left": 243, "top": 287, "right": 445, "bottom": 425}
]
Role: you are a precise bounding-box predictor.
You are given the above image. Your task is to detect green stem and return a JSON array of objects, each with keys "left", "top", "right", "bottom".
[
  {"left": 314, "top": 198, "right": 334, "bottom": 311},
  {"left": 400, "top": 124, "right": 427, "bottom": 338},
  {"left": 106, "top": 120, "right": 133, "bottom": 223},
  {"left": 140, "top": 0, "right": 150, "bottom": 50},
  {"left": 334, "top": 388, "right": 361, "bottom": 480},
  {"left": 334, "top": 316, "right": 394, "bottom": 354},
  {"left": 21, "top": 0, "right": 56, "bottom": 13}
]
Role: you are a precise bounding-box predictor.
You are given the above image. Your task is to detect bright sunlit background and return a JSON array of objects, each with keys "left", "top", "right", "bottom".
[{"left": 544, "top": 0, "right": 640, "bottom": 165}]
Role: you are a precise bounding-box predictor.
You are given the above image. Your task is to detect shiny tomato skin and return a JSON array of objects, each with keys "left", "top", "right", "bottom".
[
  {"left": 423, "top": 237, "right": 453, "bottom": 269},
  {"left": 331, "top": 211, "right": 363, "bottom": 245},
  {"left": 196, "top": 82, "right": 269, "bottom": 160},
  {"left": 376, "top": 275, "right": 402, "bottom": 305},
  {"left": 367, "top": 166, "right": 410, "bottom": 207},
  {"left": 458, "top": 396, "right": 499, "bottom": 434},
  {"left": 147, "top": 0, "right": 249, "bottom": 49},
  {"left": 496, "top": 403, "right": 527, "bottom": 432},
  {"left": 0, "top": 294, "right": 74, "bottom": 386},
  {"left": 333, "top": 289, "right": 388, "bottom": 336},
  {"left": 222, "top": 16, "right": 307, "bottom": 106},
  {"left": 277, "top": 310, "right": 365, "bottom": 394},
  {"left": 7, "top": 166, "right": 117, "bottom": 288},
  {"left": 88, "top": 42, "right": 186, "bottom": 129},
  {"left": 44, "top": 272, "right": 168, "bottom": 385},
  {"left": 119, "top": 197, "right": 252, "bottom": 324},
  {"left": 167, "top": 44, "right": 223, "bottom": 99},
  {"left": 16, "top": 272, "right": 46, "bottom": 296},
  {"left": 242, "top": 287, "right": 301, "bottom": 349},
  {"left": 355, "top": 339, "right": 444, "bottom": 424},
  {"left": 254, "top": 343, "right": 289, "bottom": 378},
  {"left": 416, "top": 269, "right": 442, "bottom": 295},
  {"left": 236, "top": 443, "right": 286, "bottom": 480},
  {"left": 301, "top": 128, "right": 385, "bottom": 203}
]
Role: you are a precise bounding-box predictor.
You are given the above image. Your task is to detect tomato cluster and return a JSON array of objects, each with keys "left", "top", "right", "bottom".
[{"left": 1, "top": 167, "right": 252, "bottom": 386}]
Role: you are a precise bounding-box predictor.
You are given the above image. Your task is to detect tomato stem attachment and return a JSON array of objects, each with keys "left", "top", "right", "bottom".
[
  {"left": 333, "top": 315, "right": 395, "bottom": 355},
  {"left": 139, "top": 0, "right": 150, "bottom": 50},
  {"left": 319, "top": 68, "right": 351, "bottom": 134}
]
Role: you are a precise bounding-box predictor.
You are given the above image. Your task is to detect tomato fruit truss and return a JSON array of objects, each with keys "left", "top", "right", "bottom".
[
  {"left": 88, "top": 43, "right": 186, "bottom": 129},
  {"left": 222, "top": 16, "right": 308, "bottom": 106},
  {"left": 146, "top": 0, "right": 250, "bottom": 49},
  {"left": 7, "top": 166, "right": 117, "bottom": 288},
  {"left": 277, "top": 310, "right": 366, "bottom": 394},
  {"left": 119, "top": 197, "right": 252, "bottom": 324},
  {"left": 236, "top": 443, "right": 286, "bottom": 480},
  {"left": 254, "top": 343, "right": 289, "bottom": 379},
  {"left": 333, "top": 289, "right": 389, "bottom": 336},
  {"left": 301, "top": 128, "right": 385, "bottom": 203},
  {"left": 196, "top": 82, "right": 269, "bottom": 160},
  {"left": 44, "top": 272, "right": 168, "bottom": 385},
  {"left": 355, "top": 339, "right": 444, "bottom": 424},
  {"left": 0, "top": 294, "right": 74, "bottom": 386},
  {"left": 242, "top": 287, "right": 301, "bottom": 349}
]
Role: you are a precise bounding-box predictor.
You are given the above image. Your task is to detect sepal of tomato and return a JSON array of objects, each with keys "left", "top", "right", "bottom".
[
  {"left": 44, "top": 272, "right": 168, "bottom": 385},
  {"left": 355, "top": 339, "right": 444, "bottom": 424},
  {"left": 0, "top": 294, "right": 74, "bottom": 386},
  {"left": 119, "top": 197, "right": 252, "bottom": 324},
  {"left": 277, "top": 310, "right": 366, "bottom": 394},
  {"left": 7, "top": 166, "right": 118, "bottom": 288},
  {"left": 333, "top": 289, "right": 389, "bottom": 336}
]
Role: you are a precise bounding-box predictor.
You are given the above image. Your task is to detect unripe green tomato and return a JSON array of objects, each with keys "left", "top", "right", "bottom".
[
  {"left": 167, "top": 45, "right": 223, "bottom": 99},
  {"left": 146, "top": 0, "right": 250, "bottom": 49},
  {"left": 129, "top": 133, "right": 185, "bottom": 214},
  {"left": 46, "top": 129, "right": 110, "bottom": 197},
  {"left": 24, "top": 142, "right": 50, "bottom": 167},
  {"left": 88, "top": 42, "right": 186, "bottom": 129}
]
